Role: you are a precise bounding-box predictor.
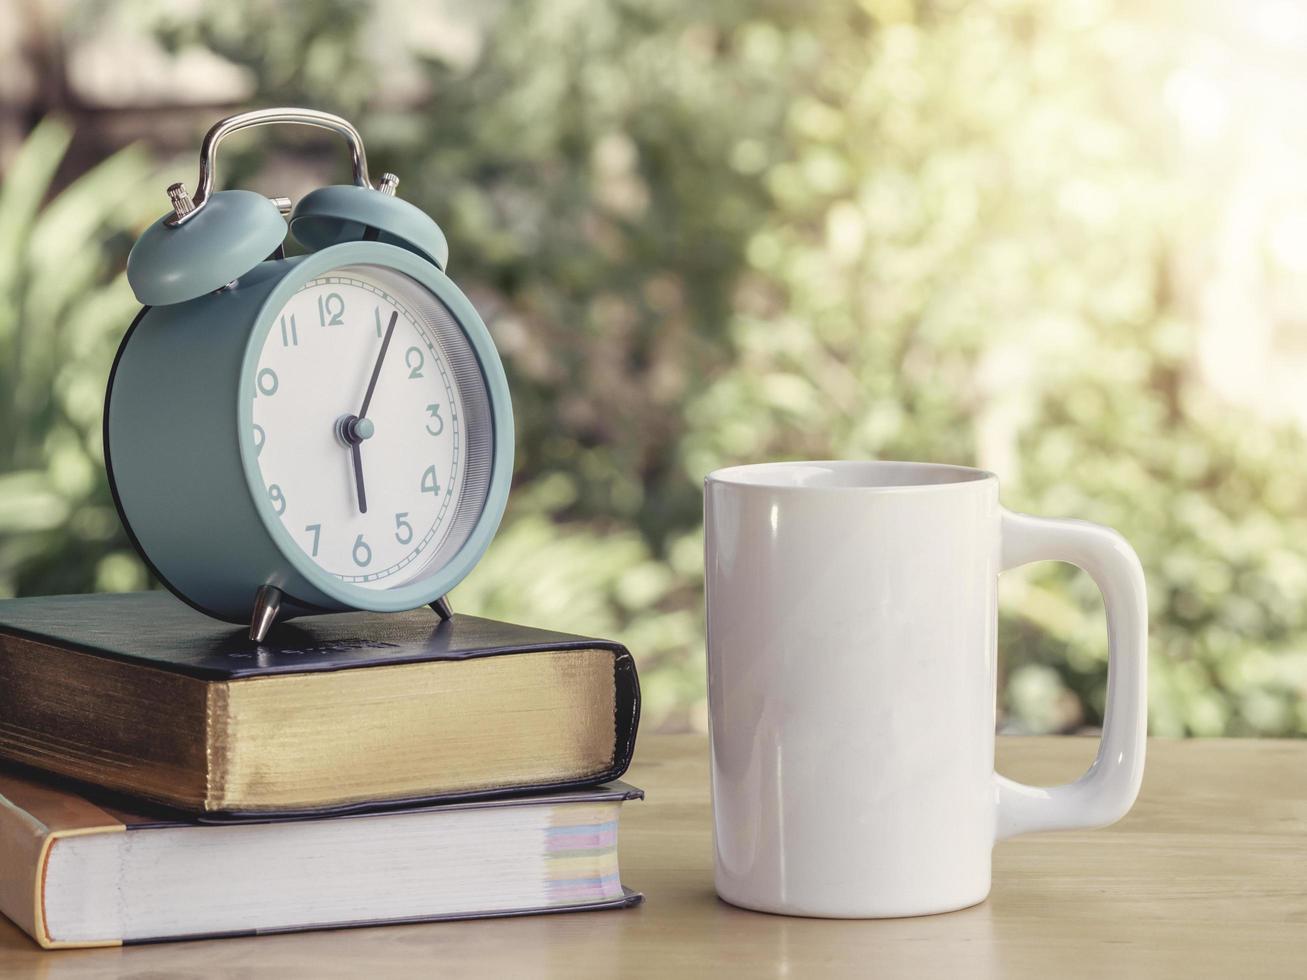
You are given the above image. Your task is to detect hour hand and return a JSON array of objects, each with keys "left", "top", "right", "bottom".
[
  {"left": 351, "top": 440, "right": 367, "bottom": 514},
  {"left": 337, "top": 414, "right": 375, "bottom": 515}
]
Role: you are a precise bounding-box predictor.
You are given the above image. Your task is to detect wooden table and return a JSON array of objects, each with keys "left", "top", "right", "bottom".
[{"left": 1, "top": 735, "right": 1304, "bottom": 978}]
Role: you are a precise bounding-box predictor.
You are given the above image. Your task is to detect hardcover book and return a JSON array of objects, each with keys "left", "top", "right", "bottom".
[
  {"left": 0, "top": 592, "right": 640, "bottom": 817},
  {"left": 0, "top": 765, "right": 643, "bottom": 949}
]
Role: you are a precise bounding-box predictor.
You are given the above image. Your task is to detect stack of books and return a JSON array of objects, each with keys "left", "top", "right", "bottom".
[{"left": 0, "top": 592, "right": 642, "bottom": 949}]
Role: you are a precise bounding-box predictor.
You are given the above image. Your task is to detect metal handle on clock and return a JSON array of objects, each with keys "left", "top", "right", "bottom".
[{"left": 167, "top": 107, "right": 374, "bottom": 226}]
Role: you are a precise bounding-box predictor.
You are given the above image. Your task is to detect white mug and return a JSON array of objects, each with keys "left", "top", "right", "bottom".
[{"left": 704, "top": 461, "right": 1147, "bottom": 918}]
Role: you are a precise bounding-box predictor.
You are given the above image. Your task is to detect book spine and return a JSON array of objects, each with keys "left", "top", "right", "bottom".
[
  {"left": 0, "top": 792, "right": 52, "bottom": 947},
  {"left": 609, "top": 649, "right": 641, "bottom": 780},
  {"left": 0, "top": 794, "right": 124, "bottom": 948}
]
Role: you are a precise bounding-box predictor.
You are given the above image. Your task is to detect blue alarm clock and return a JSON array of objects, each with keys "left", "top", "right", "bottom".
[{"left": 107, "top": 108, "right": 514, "bottom": 640}]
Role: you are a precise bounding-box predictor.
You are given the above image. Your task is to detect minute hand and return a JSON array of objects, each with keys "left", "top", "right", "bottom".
[{"left": 359, "top": 311, "right": 398, "bottom": 419}]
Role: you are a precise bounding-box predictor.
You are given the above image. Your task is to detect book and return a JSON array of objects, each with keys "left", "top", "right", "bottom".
[
  {"left": 0, "top": 592, "right": 639, "bottom": 817},
  {"left": 0, "top": 765, "right": 642, "bottom": 949}
]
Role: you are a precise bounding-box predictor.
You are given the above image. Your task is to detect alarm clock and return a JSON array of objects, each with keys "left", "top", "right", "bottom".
[{"left": 106, "top": 108, "right": 513, "bottom": 641}]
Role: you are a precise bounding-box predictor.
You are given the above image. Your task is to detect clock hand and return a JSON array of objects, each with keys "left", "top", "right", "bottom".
[
  {"left": 351, "top": 440, "right": 368, "bottom": 515},
  {"left": 359, "top": 311, "right": 398, "bottom": 420},
  {"left": 343, "top": 312, "right": 396, "bottom": 516},
  {"left": 338, "top": 415, "right": 374, "bottom": 514}
]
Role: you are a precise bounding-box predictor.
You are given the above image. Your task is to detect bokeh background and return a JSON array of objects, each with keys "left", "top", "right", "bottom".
[{"left": 3, "top": 0, "right": 1307, "bottom": 735}]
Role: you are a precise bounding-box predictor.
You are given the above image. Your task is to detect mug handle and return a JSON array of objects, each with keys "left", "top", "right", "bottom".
[{"left": 994, "top": 510, "right": 1148, "bottom": 840}]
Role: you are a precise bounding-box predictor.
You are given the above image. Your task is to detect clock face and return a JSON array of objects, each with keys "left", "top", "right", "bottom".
[{"left": 250, "top": 264, "right": 492, "bottom": 591}]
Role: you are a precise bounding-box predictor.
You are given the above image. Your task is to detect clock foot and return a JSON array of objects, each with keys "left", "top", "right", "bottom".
[
  {"left": 250, "top": 585, "right": 284, "bottom": 642},
  {"left": 430, "top": 595, "right": 453, "bottom": 622}
]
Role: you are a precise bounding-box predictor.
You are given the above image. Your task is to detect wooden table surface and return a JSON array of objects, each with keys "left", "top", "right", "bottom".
[{"left": 2, "top": 734, "right": 1305, "bottom": 978}]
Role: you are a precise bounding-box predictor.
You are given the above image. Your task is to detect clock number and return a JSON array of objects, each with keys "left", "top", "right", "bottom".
[
  {"left": 394, "top": 512, "right": 414, "bottom": 545},
  {"left": 252, "top": 424, "right": 266, "bottom": 456},
  {"left": 305, "top": 523, "right": 321, "bottom": 557},
  {"left": 352, "top": 533, "right": 373, "bottom": 567},
  {"left": 405, "top": 346, "right": 425, "bottom": 379},
  {"left": 279, "top": 313, "right": 298, "bottom": 347},
  {"left": 268, "top": 484, "right": 286, "bottom": 515},
  {"left": 425, "top": 403, "right": 444, "bottom": 436},
  {"left": 420, "top": 464, "right": 441, "bottom": 496},
  {"left": 256, "top": 368, "right": 279, "bottom": 396},
  {"left": 318, "top": 292, "right": 345, "bottom": 326}
]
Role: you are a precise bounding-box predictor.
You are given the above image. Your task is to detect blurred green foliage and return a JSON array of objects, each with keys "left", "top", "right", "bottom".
[
  {"left": 5, "top": 0, "right": 1307, "bottom": 733},
  {"left": 0, "top": 119, "right": 157, "bottom": 599}
]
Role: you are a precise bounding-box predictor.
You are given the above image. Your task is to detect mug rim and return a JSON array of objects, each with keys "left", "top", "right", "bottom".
[{"left": 705, "top": 460, "right": 997, "bottom": 493}]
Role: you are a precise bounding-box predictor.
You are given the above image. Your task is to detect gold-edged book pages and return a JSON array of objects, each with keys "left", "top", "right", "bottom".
[
  {"left": 0, "top": 615, "right": 634, "bottom": 815},
  {"left": 208, "top": 648, "right": 618, "bottom": 811}
]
